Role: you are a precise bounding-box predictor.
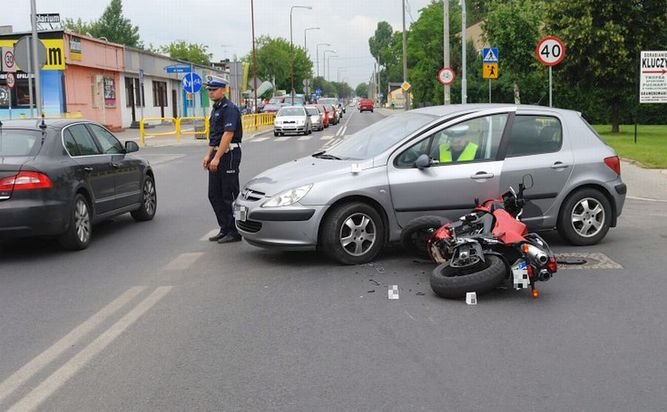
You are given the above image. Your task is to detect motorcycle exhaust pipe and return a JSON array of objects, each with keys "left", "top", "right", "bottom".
[{"left": 522, "top": 243, "right": 549, "bottom": 266}]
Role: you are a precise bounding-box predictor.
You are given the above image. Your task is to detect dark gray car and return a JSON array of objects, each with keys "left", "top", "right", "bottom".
[{"left": 234, "top": 104, "right": 626, "bottom": 264}]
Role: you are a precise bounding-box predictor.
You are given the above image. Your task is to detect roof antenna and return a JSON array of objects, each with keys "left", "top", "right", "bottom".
[{"left": 39, "top": 113, "right": 47, "bottom": 131}]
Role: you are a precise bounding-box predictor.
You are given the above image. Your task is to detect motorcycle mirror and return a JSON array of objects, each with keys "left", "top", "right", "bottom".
[
  {"left": 522, "top": 174, "right": 534, "bottom": 190},
  {"left": 415, "top": 154, "right": 432, "bottom": 169}
]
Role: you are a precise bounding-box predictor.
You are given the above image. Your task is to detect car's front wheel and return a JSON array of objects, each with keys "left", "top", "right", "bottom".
[
  {"left": 558, "top": 188, "right": 612, "bottom": 245},
  {"left": 59, "top": 193, "right": 92, "bottom": 250},
  {"left": 131, "top": 175, "right": 157, "bottom": 221},
  {"left": 320, "top": 202, "right": 385, "bottom": 265}
]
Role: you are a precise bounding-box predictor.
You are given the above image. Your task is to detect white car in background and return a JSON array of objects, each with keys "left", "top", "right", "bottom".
[{"left": 273, "top": 106, "right": 312, "bottom": 136}]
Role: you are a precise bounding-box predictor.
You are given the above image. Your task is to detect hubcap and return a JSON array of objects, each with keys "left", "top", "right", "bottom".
[
  {"left": 571, "top": 197, "right": 605, "bottom": 238},
  {"left": 339, "top": 212, "right": 377, "bottom": 256},
  {"left": 74, "top": 199, "right": 91, "bottom": 243},
  {"left": 143, "top": 179, "right": 156, "bottom": 215}
]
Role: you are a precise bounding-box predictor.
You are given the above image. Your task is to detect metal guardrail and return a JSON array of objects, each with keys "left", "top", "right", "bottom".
[{"left": 139, "top": 113, "right": 275, "bottom": 147}]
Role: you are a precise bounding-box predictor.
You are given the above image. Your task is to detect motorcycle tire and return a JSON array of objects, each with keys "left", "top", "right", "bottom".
[
  {"left": 400, "top": 216, "right": 448, "bottom": 259},
  {"left": 430, "top": 254, "right": 506, "bottom": 299}
]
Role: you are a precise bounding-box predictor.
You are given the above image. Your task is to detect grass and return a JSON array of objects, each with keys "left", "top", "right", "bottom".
[{"left": 592, "top": 124, "right": 667, "bottom": 168}]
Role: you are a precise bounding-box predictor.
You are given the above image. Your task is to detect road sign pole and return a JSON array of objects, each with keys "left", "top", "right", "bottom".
[
  {"left": 30, "top": 0, "right": 42, "bottom": 118},
  {"left": 549, "top": 66, "right": 552, "bottom": 107},
  {"left": 8, "top": 87, "right": 12, "bottom": 120},
  {"left": 489, "top": 80, "right": 491, "bottom": 103},
  {"left": 25, "top": 40, "right": 34, "bottom": 118}
]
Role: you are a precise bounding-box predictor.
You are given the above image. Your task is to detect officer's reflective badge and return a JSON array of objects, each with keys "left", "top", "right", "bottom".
[{"left": 225, "top": 123, "right": 233, "bottom": 127}]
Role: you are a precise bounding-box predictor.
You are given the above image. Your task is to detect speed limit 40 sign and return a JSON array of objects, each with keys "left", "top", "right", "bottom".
[{"left": 536, "top": 36, "right": 565, "bottom": 66}]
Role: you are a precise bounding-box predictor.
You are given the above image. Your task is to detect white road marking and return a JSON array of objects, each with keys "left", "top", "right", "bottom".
[
  {"left": 252, "top": 137, "right": 270, "bottom": 142},
  {"left": 298, "top": 135, "right": 313, "bottom": 140},
  {"left": 9, "top": 287, "right": 172, "bottom": 412},
  {"left": 0, "top": 287, "right": 145, "bottom": 405},
  {"left": 201, "top": 229, "right": 220, "bottom": 241},
  {"left": 320, "top": 135, "right": 334, "bottom": 140},
  {"left": 276, "top": 135, "right": 294, "bottom": 142},
  {"left": 161, "top": 253, "right": 204, "bottom": 271}
]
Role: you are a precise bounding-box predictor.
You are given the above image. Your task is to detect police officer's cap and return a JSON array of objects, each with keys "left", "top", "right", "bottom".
[{"left": 205, "top": 75, "right": 229, "bottom": 90}]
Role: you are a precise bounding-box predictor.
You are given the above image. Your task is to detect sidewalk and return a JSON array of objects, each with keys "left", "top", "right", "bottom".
[{"left": 114, "top": 123, "right": 273, "bottom": 148}]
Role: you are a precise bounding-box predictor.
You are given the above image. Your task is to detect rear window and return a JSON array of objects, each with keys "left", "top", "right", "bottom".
[
  {"left": 0, "top": 130, "right": 41, "bottom": 156},
  {"left": 306, "top": 108, "right": 319, "bottom": 115}
]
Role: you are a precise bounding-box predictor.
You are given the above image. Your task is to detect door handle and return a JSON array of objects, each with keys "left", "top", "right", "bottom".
[
  {"left": 111, "top": 163, "right": 121, "bottom": 168},
  {"left": 551, "top": 161, "right": 569, "bottom": 170},
  {"left": 82, "top": 167, "right": 93, "bottom": 172},
  {"left": 471, "top": 172, "right": 494, "bottom": 180}
]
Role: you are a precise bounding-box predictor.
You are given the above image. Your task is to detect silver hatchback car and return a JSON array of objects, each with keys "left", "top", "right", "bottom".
[{"left": 235, "top": 104, "right": 626, "bottom": 264}]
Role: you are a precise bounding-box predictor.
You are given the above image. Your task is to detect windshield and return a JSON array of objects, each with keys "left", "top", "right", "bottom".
[
  {"left": 327, "top": 112, "right": 436, "bottom": 160},
  {"left": 0, "top": 129, "right": 41, "bottom": 156},
  {"left": 278, "top": 107, "right": 305, "bottom": 116},
  {"left": 306, "top": 108, "right": 319, "bottom": 115}
]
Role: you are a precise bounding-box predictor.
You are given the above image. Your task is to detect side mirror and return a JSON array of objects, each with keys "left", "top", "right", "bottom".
[
  {"left": 125, "top": 140, "right": 140, "bottom": 153},
  {"left": 415, "top": 154, "right": 432, "bottom": 169}
]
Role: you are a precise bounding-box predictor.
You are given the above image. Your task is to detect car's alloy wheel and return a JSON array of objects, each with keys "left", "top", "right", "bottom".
[
  {"left": 131, "top": 175, "right": 157, "bottom": 221},
  {"left": 558, "top": 188, "right": 611, "bottom": 245},
  {"left": 59, "top": 194, "right": 92, "bottom": 250},
  {"left": 321, "top": 202, "right": 385, "bottom": 265}
]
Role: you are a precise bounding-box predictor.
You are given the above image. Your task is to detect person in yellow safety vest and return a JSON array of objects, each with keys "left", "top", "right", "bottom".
[{"left": 440, "top": 135, "right": 478, "bottom": 162}]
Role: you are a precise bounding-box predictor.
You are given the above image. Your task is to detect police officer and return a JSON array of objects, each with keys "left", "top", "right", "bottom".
[{"left": 203, "top": 75, "right": 243, "bottom": 244}]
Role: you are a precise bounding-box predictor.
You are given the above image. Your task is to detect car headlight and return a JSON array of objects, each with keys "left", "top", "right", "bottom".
[{"left": 262, "top": 184, "right": 312, "bottom": 208}]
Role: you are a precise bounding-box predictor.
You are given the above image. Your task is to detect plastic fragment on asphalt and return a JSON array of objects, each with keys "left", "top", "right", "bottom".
[
  {"left": 466, "top": 292, "right": 477, "bottom": 305},
  {"left": 388, "top": 285, "right": 399, "bottom": 300}
]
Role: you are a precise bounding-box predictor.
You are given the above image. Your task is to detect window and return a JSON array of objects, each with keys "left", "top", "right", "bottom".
[
  {"left": 0, "top": 130, "right": 40, "bottom": 156},
  {"left": 506, "top": 115, "right": 562, "bottom": 157},
  {"left": 87, "top": 124, "right": 124, "bottom": 154},
  {"left": 64, "top": 124, "right": 101, "bottom": 156},
  {"left": 395, "top": 113, "right": 508, "bottom": 168},
  {"left": 152, "top": 80, "right": 167, "bottom": 107}
]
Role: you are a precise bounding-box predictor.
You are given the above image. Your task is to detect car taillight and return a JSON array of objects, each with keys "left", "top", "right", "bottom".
[
  {"left": 0, "top": 171, "right": 53, "bottom": 191},
  {"left": 604, "top": 156, "right": 621, "bottom": 176}
]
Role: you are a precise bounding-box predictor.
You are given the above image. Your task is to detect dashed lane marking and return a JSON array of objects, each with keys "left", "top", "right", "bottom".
[{"left": 161, "top": 253, "right": 204, "bottom": 271}]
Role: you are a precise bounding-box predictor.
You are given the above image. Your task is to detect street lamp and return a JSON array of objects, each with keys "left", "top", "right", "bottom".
[
  {"left": 323, "top": 49, "right": 336, "bottom": 82},
  {"left": 304, "top": 27, "right": 319, "bottom": 53},
  {"left": 327, "top": 55, "right": 338, "bottom": 83},
  {"left": 316, "top": 42, "right": 331, "bottom": 78},
  {"left": 290, "top": 5, "right": 312, "bottom": 104}
]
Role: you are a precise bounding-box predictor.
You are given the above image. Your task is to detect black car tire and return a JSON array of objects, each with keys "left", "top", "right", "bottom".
[
  {"left": 558, "top": 188, "right": 612, "bottom": 246},
  {"left": 320, "top": 202, "right": 385, "bottom": 265},
  {"left": 400, "top": 216, "right": 448, "bottom": 259},
  {"left": 430, "top": 254, "right": 506, "bottom": 299},
  {"left": 59, "top": 193, "right": 92, "bottom": 250},
  {"left": 131, "top": 175, "right": 157, "bottom": 222},
  {"left": 274, "top": 131, "right": 279, "bottom": 137}
]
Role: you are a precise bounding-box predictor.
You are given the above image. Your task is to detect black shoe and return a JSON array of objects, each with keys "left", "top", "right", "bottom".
[
  {"left": 208, "top": 230, "right": 226, "bottom": 242},
  {"left": 217, "top": 233, "right": 242, "bottom": 244}
]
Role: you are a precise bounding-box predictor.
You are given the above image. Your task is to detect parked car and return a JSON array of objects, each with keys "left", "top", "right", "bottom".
[
  {"left": 316, "top": 104, "right": 330, "bottom": 128},
  {"left": 319, "top": 97, "right": 344, "bottom": 119},
  {"left": 323, "top": 104, "right": 339, "bottom": 125},
  {"left": 305, "top": 105, "right": 324, "bottom": 131},
  {"left": 274, "top": 106, "right": 312, "bottom": 136},
  {"left": 0, "top": 119, "right": 157, "bottom": 250},
  {"left": 234, "top": 104, "right": 626, "bottom": 264},
  {"left": 261, "top": 96, "right": 286, "bottom": 113},
  {"left": 359, "top": 98, "right": 374, "bottom": 113}
]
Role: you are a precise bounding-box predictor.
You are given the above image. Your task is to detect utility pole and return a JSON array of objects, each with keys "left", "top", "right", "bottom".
[
  {"left": 30, "top": 0, "right": 42, "bottom": 117},
  {"left": 443, "top": 0, "right": 450, "bottom": 104},
  {"left": 402, "top": 0, "right": 409, "bottom": 111},
  {"left": 461, "top": 0, "right": 467, "bottom": 104},
  {"left": 251, "top": 0, "right": 258, "bottom": 118}
]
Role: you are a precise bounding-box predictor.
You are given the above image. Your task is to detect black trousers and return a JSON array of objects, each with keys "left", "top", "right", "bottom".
[{"left": 208, "top": 148, "right": 241, "bottom": 234}]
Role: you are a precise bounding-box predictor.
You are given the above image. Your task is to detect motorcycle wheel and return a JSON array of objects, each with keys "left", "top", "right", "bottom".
[
  {"left": 400, "top": 216, "right": 448, "bottom": 259},
  {"left": 430, "top": 254, "right": 506, "bottom": 299}
]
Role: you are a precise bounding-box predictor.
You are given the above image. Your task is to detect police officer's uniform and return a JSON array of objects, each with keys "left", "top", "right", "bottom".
[{"left": 205, "top": 75, "right": 243, "bottom": 242}]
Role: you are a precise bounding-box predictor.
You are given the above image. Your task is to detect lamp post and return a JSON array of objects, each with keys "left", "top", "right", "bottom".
[
  {"left": 323, "top": 49, "right": 336, "bottom": 82},
  {"left": 290, "top": 5, "right": 312, "bottom": 104},
  {"left": 304, "top": 27, "right": 319, "bottom": 53},
  {"left": 327, "top": 55, "right": 338, "bottom": 83},
  {"left": 316, "top": 42, "right": 331, "bottom": 78},
  {"left": 251, "top": 0, "right": 258, "bottom": 119}
]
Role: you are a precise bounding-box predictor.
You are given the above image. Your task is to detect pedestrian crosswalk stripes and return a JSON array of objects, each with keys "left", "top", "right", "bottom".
[{"left": 246, "top": 134, "right": 337, "bottom": 143}]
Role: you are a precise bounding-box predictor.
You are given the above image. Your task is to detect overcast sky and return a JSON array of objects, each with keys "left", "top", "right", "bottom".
[{"left": 4, "top": 0, "right": 435, "bottom": 87}]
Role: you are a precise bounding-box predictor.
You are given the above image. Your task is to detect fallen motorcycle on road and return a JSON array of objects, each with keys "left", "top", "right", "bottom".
[{"left": 401, "top": 175, "right": 557, "bottom": 299}]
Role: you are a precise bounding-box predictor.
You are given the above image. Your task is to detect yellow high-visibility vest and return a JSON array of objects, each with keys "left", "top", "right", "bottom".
[{"left": 440, "top": 142, "right": 478, "bottom": 162}]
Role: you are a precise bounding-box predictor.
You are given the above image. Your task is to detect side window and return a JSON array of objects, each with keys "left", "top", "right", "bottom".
[
  {"left": 88, "top": 124, "right": 124, "bottom": 154},
  {"left": 65, "top": 124, "right": 101, "bottom": 156},
  {"left": 63, "top": 129, "right": 80, "bottom": 156},
  {"left": 395, "top": 136, "right": 432, "bottom": 168},
  {"left": 507, "top": 115, "right": 562, "bottom": 157}
]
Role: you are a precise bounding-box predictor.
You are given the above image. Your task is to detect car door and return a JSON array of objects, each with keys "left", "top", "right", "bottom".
[
  {"left": 387, "top": 109, "right": 513, "bottom": 227},
  {"left": 498, "top": 113, "right": 574, "bottom": 227},
  {"left": 87, "top": 123, "right": 142, "bottom": 210},
  {"left": 63, "top": 124, "right": 116, "bottom": 215}
]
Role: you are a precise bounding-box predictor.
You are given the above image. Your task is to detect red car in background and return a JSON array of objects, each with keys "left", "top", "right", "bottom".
[
  {"left": 316, "top": 104, "right": 330, "bottom": 128},
  {"left": 359, "top": 98, "right": 374, "bottom": 113}
]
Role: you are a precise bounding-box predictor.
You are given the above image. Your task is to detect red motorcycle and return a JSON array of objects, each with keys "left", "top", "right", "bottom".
[{"left": 400, "top": 176, "right": 557, "bottom": 299}]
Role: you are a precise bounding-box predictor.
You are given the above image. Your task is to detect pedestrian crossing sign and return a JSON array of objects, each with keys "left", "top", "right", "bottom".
[
  {"left": 482, "top": 47, "right": 499, "bottom": 63},
  {"left": 483, "top": 63, "right": 499, "bottom": 79}
]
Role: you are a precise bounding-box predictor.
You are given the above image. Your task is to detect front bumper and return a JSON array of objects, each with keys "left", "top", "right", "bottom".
[
  {"left": 234, "top": 199, "right": 326, "bottom": 250},
  {"left": 274, "top": 124, "right": 307, "bottom": 134}
]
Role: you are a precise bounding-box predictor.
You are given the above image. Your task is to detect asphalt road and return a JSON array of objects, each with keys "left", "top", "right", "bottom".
[{"left": 1, "top": 108, "right": 666, "bottom": 411}]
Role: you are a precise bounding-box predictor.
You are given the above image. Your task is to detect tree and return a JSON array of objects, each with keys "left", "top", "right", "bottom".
[
  {"left": 544, "top": 0, "right": 667, "bottom": 131},
  {"left": 161, "top": 41, "right": 212, "bottom": 66},
  {"left": 245, "top": 36, "right": 313, "bottom": 94},
  {"left": 356, "top": 83, "right": 369, "bottom": 98},
  {"left": 482, "top": 0, "right": 544, "bottom": 104},
  {"left": 63, "top": 0, "right": 142, "bottom": 48}
]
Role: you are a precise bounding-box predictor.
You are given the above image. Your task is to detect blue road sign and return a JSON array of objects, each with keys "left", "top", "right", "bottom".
[
  {"left": 165, "top": 64, "right": 192, "bottom": 73},
  {"left": 182, "top": 72, "right": 202, "bottom": 93},
  {"left": 315, "top": 88, "right": 322, "bottom": 96},
  {"left": 482, "top": 48, "right": 499, "bottom": 63}
]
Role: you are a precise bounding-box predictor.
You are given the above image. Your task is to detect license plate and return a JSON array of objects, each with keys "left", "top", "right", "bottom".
[{"left": 233, "top": 205, "right": 247, "bottom": 221}]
